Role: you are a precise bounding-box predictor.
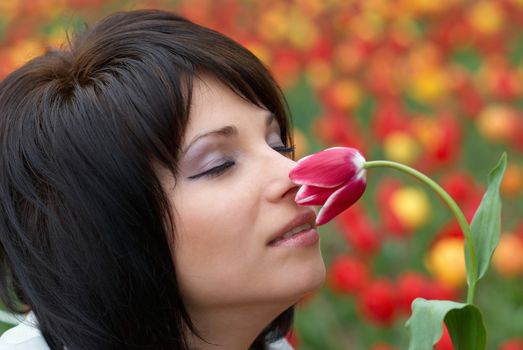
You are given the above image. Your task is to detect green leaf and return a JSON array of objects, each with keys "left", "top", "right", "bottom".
[
  {"left": 445, "top": 305, "right": 486, "bottom": 350},
  {"left": 406, "top": 299, "right": 486, "bottom": 350},
  {"left": 465, "top": 153, "right": 507, "bottom": 282}
]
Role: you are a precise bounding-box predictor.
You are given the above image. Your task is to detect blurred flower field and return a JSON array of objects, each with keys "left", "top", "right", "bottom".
[{"left": 1, "top": 0, "right": 523, "bottom": 349}]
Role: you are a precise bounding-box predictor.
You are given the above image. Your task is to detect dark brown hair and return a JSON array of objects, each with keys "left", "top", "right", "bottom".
[{"left": 0, "top": 9, "right": 293, "bottom": 349}]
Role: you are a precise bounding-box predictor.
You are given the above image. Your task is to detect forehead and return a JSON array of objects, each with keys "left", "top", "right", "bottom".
[{"left": 184, "top": 77, "right": 271, "bottom": 138}]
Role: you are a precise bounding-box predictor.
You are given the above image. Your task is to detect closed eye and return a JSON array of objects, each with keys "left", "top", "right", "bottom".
[
  {"left": 272, "top": 145, "right": 295, "bottom": 157},
  {"left": 187, "top": 145, "right": 294, "bottom": 181},
  {"left": 188, "top": 160, "right": 235, "bottom": 180}
]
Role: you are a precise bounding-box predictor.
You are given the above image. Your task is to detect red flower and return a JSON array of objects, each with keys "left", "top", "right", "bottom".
[
  {"left": 396, "top": 272, "right": 430, "bottom": 314},
  {"left": 337, "top": 205, "right": 381, "bottom": 256},
  {"left": 328, "top": 255, "right": 370, "bottom": 295},
  {"left": 440, "top": 171, "right": 484, "bottom": 222},
  {"left": 313, "top": 112, "right": 367, "bottom": 152},
  {"left": 433, "top": 221, "right": 465, "bottom": 242},
  {"left": 499, "top": 338, "right": 523, "bottom": 350},
  {"left": 425, "top": 280, "right": 457, "bottom": 302},
  {"left": 411, "top": 113, "right": 462, "bottom": 172},
  {"left": 514, "top": 221, "right": 523, "bottom": 242},
  {"left": 396, "top": 271, "right": 458, "bottom": 315},
  {"left": 435, "top": 325, "right": 455, "bottom": 350},
  {"left": 440, "top": 171, "right": 480, "bottom": 206},
  {"left": 372, "top": 99, "right": 410, "bottom": 142},
  {"left": 290, "top": 147, "right": 367, "bottom": 225},
  {"left": 359, "top": 278, "right": 397, "bottom": 327}
]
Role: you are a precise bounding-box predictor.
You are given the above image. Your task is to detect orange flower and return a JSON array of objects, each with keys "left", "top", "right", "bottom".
[{"left": 492, "top": 234, "right": 523, "bottom": 277}]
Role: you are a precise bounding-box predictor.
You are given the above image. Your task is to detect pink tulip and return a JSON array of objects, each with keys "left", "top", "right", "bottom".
[{"left": 289, "top": 147, "right": 367, "bottom": 226}]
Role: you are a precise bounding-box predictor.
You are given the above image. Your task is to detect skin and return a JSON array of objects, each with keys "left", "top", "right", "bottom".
[{"left": 156, "top": 76, "right": 326, "bottom": 350}]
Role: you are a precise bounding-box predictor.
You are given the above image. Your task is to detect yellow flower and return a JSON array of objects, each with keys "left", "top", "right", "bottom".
[
  {"left": 409, "top": 68, "right": 450, "bottom": 104},
  {"left": 426, "top": 237, "right": 467, "bottom": 289},
  {"left": 383, "top": 132, "right": 420, "bottom": 165},
  {"left": 468, "top": 1, "right": 505, "bottom": 35},
  {"left": 390, "top": 186, "right": 430, "bottom": 230},
  {"left": 257, "top": 6, "right": 288, "bottom": 43},
  {"left": 286, "top": 9, "right": 318, "bottom": 49}
]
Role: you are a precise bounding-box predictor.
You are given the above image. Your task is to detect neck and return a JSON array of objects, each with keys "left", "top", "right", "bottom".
[{"left": 186, "top": 303, "right": 289, "bottom": 350}]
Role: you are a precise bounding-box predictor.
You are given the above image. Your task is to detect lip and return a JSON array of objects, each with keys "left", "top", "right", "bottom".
[{"left": 266, "top": 210, "right": 317, "bottom": 246}]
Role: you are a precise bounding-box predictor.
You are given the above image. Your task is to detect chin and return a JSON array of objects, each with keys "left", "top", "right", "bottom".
[
  {"left": 301, "top": 261, "right": 326, "bottom": 294},
  {"left": 283, "top": 258, "right": 326, "bottom": 305}
]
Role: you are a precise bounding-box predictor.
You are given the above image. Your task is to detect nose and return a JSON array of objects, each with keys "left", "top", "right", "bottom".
[{"left": 262, "top": 149, "right": 300, "bottom": 203}]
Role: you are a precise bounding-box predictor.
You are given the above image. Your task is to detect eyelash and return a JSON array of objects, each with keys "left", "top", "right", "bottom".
[
  {"left": 187, "top": 160, "right": 235, "bottom": 180},
  {"left": 188, "top": 145, "right": 296, "bottom": 180},
  {"left": 272, "top": 145, "right": 295, "bottom": 154}
]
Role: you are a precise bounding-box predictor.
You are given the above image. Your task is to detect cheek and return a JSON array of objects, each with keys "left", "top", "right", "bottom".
[
  {"left": 173, "top": 183, "right": 254, "bottom": 248},
  {"left": 169, "top": 184, "right": 260, "bottom": 303}
]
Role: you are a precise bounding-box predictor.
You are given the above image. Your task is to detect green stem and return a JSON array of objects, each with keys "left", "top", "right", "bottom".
[{"left": 363, "top": 160, "right": 477, "bottom": 304}]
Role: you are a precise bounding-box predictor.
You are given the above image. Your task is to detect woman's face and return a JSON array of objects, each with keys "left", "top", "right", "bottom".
[{"left": 159, "top": 77, "right": 325, "bottom": 315}]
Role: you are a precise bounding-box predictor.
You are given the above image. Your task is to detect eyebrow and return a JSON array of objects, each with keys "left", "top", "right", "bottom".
[{"left": 181, "top": 112, "right": 276, "bottom": 155}]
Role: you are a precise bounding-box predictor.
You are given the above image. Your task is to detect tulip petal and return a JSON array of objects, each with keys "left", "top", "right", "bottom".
[
  {"left": 316, "top": 171, "right": 366, "bottom": 226},
  {"left": 289, "top": 147, "right": 365, "bottom": 188},
  {"left": 295, "top": 184, "right": 340, "bottom": 205}
]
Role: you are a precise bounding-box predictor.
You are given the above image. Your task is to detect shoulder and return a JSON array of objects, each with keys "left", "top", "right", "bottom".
[
  {"left": 0, "top": 312, "right": 50, "bottom": 350},
  {"left": 267, "top": 338, "right": 294, "bottom": 350}
]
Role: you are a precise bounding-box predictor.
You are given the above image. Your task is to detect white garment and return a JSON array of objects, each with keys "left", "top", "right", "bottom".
[
  {"left": 267, "top": 338, "right": 294, "bottom": 350},
  {"left": 0, "top": 312, "right": 49, "bottom": 349},
  {"left": 0, "top": 312, "right": 294, "bottom": 350}
]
